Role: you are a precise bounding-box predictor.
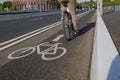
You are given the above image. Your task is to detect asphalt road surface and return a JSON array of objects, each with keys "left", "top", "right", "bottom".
[
  {"left": 0, "top": 10, "right": 96, "bottom": 80},
  {"left": 0, "top": 10, "right": 85, "bottom": 43}
]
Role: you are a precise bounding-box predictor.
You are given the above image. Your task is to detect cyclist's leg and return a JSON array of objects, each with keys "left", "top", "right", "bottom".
[
  {"left": 68, "top": 0, "right": 78, "bottom": 31},
  {"left": 60, "top": 4, "right": 66, "bottom": 19}
]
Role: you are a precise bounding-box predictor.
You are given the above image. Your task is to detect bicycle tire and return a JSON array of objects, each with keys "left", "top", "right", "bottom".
[
  {"left": 41, "top": 47, "right": 67, "bottom": 60},
  {"left": 63, "top": 11, "right": 73, "bottom": 41},
  {"left": 8, "top": 47, "right": 35, "bottom": 59}
]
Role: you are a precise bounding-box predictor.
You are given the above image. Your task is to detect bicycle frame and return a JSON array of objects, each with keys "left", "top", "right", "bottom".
[
  {"left": 8, "top": 42, "right": 67, "bottom": 60},
  {"left": 37, "top": 42, "right": 62, "bottom": 55}
]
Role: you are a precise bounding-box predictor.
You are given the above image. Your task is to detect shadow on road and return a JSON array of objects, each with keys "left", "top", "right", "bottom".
[
  {"left": 78, "top": 22, "right": 96, "bottom": 35},
  {"left": 69, "top": 22, "right": 96, "bottom": 41}
]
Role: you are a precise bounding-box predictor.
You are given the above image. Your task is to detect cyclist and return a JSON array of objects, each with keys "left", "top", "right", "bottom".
[{"left": 58, "top": 0, "right": 78, "bottom": 33}]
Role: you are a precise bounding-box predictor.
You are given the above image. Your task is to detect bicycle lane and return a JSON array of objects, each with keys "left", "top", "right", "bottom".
[{"left": 0, "top": 10, "right": 96, "bottom": 80}]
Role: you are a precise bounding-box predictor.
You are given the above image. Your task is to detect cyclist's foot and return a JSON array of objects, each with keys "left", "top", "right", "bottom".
[{"left": 74, "top": 29, "right": 79, "bottom": 35}]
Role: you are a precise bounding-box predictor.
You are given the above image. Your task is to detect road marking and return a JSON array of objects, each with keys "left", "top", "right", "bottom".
[
  {"left": 8, "top": 42, "right": 67, "bottom": 60},
  {"left": 0, "top": 26, "right": 47, "bottom": 46},
  {"left": 52, "top": 34, "right": 64, "bottom": 42},
  {"left": 0, "top": 21, "right": 61, "bottom": 51},
  {"left": 31, "top": 17, "right": 42, "bottom": 21},
  {"left": 36, "top": 42, "right": 67, "bottom": 60},
  {"left": 8, "top": 47, "right": 36, "bottom": 59},
  {"left": 0, "top": 10, "right": 91, "bottom": 51},
  {"left": 76, "top": 10, "right": 91, "bottom": 20},
  {"left": 0, "top": 21, "right": 61, "bottom": 47}
]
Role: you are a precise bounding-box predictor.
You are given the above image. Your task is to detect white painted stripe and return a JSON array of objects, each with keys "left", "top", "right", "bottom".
[
  {"left": 0, "top": 21, "right": 61, "bottom": 51},
  {"left": 76, "top": 10, "right": 91, "bottom": 19},
  {"left": 0, "top": 21, "right": 61, "bottom": 47}
]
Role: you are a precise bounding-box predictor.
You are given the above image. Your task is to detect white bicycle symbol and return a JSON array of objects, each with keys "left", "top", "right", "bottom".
[{"left": 8, "top": 42, "right": 67, "bottom": 60}]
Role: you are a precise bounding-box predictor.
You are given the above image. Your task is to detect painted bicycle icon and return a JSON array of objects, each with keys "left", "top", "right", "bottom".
[{"left": 8, "top": 42, "right": 67, "bottom": 60}]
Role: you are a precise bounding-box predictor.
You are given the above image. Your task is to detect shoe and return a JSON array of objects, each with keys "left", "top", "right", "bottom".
[{"left": 74, "top": 30, "right": 79, "bottom": 35}]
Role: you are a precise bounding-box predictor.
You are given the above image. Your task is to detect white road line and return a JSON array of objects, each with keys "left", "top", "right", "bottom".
[
  {"left": 0, "top": 21, "right": 61, "bottom": 47},
  {"left": 76, "top": 10, "right": 91, "bottom": 20},
  {"left": 0, "top": 21, "right": 61, "bottom": 51}
]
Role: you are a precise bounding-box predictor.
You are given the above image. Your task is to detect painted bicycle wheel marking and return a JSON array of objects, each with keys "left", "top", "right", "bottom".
[{"left": 8, "top": 35, "right": 67, "bottom": 60}]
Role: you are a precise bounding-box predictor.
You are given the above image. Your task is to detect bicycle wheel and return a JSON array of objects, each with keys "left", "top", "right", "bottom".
[
  {"left": 63, "top": 11, "right": 73, "bottom": 41},
  {"left": 8, "top": 47, "right": 35, "bottom": 59},
  {"left": 41, "top": 47, "right": 67, "bottom": 60}
]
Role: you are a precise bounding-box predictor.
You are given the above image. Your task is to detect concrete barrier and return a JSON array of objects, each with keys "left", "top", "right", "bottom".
[{"left": 90, "top": 10, "right": 120, "bottom": 80}]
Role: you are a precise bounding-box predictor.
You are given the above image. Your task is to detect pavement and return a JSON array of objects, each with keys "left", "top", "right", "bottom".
[
  {"left": 102, "top": 11, "right": 120, "bottom": 53},
  {"left": 0, "top": 10, "right": 96, "bottom": 80}
]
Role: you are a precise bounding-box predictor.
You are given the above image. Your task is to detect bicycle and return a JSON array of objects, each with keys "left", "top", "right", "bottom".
[
  {"left": 8, "top": 42, "right": 67, "bottom": 60},
  {"left": 62, "top": 1, "right": 75, "bottom": 41}
]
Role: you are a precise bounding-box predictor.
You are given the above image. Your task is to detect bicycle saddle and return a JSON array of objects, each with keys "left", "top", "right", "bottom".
[{"left": 61, "top": 0, "right": 69, "bottom": 7}]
